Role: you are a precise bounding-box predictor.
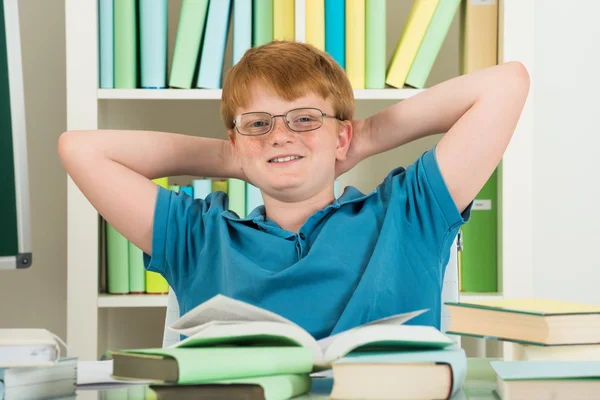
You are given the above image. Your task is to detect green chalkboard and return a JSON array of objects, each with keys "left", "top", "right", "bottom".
[{"left": 0, "top": 0, "right": 32, "bottom": 269}]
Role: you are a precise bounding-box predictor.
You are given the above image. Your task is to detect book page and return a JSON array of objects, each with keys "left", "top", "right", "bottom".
[{"left": 169, "top": 294, "right": 301, "bottom": 335}]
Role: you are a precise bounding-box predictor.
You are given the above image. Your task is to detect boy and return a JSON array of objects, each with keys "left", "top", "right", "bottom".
[{"left": 58, "top": 41, "right": 529, "bottom": 340}]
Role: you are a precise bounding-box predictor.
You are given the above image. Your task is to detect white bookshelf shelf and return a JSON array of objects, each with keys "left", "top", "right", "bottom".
[
  {"left": 459, "top": 293, "right": 504, "bottom": 302},
  {"left": 98, "top": 293, "right": 168, "bottom": 308},
  {"left": 97, "top": 88, "right": 423, "bottom": 101}
]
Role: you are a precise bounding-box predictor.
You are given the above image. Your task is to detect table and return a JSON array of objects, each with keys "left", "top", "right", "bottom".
[{"left": 72, "top": 358, "right": 500, "bottom": 400}]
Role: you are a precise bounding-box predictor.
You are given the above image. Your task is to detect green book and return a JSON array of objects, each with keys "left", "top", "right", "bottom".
[
  {"left": 106, "top": 222, "right": 129, "bottom": 294},
  {"left": 114, "top": 0, "right": 137, "bottom": 88},
  {"left": 228, "top": 178, "right": 246, "bottom": 218},
  {"left": 253, "top": 0, "right": 273, "bottom": 46},
  {"left": 128, "top": 241, "right": 145, "bottom": 294},
  {"left": 365, "top": 0, "right": 386, "bottom": 89},
  {"left": 150, "top": 374, "right": 310, "bottom": 400},
  {"left": 110, "top": 347, "right": 313, "bottom": 384},
  {"left": 405, "top": 0, "right": 461, "bottom": 89},
  {"left": 169, "top": 0, "right": 210, "bottom": 88},
  {"left": 459, "top": 168, "right": 498, "bottom": 292}
]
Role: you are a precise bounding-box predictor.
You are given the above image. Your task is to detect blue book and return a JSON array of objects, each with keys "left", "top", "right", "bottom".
[
  {"left": 246, "top": 183, "right": 264, "bottom": 216},
  {"left": 139, "top": 0, "right": 168, "bottom": 89},
  {"left": 491, "top": 360, "right": 600, "bottom": 380},
  {"left": 180, "top": 186, "right": 194, "bottom": 197},
  {"left": 192, "top": 179, "right": 212, "bottom": 200},
  {"left": 233, "top": 0, "right": 252, "bottom": 64},
  {"left": 196, "top": 0, "right": 233, "bottom": 89},
  {"left": 98, "top": 0, "right": 113, "bottom": 88},
  {"left": 325, "top": 0, "right": 345, "bottom": 69}
]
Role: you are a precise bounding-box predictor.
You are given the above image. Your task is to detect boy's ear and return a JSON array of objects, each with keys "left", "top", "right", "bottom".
[
  {"left": 227, "top": 129, "right": 237, "bottom": 150},
  {"left": 335, "top": 120, "right": 353, "bottom": 161}
]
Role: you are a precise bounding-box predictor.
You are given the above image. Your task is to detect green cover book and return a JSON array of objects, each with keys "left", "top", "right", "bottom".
[
  {"left": 114, "top": 0, "right": 137, "bottom": 88},
  {"left": 169, "top": 0, "right": 210, "bottom": 89},
  {"left": 405, "top": 0, "right": 461, "bottom": 89},
  {"left": 460, "top": 168, "right": 498, "bottom": 292},
  {"left": 106, "top": 222, "right": 129, "bottom": 294},
  {"left": 365, "top": 0, "right": 386, "bottom": 89},
  {"left": 253, "top": 0, "right": 273, "bottom": 46},
  {"left": 128, "top": 241, "right": 145, "bottom": 293},
  {"left": 110, "top": 347, "right": 313, "bottom": 384}
]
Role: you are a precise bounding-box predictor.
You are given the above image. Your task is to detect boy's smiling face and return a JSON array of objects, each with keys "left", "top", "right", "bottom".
[{"left": 228, "top": 82, "right": 352, "bottom": 202}]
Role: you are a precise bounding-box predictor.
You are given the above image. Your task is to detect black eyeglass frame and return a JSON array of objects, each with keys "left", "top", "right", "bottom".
[{"left": 232, "top": 107, "right": 344, "bottom": 136}]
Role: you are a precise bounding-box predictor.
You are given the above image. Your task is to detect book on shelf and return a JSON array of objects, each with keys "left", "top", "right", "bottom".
[
  {"left": 445, "top": 298, "right": 600, "bottom": 345},
  {"left": 324, "top": 0, "right": 345, "bottom": 69},
  {"left": 345, "top": 0, "right": 366, "bottom": 89},
  {"left": 273, "top": 0, "right": 295, "bottom": 41}
]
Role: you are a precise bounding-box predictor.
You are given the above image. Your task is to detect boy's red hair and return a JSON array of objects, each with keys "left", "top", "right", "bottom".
[{"left": 220, "top": 41, "right": 354, "bottom": 130}]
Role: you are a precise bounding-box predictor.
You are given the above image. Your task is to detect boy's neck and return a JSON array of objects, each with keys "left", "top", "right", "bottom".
[{"left": 262, "top": 185, "right": 336, "bottom": 233}]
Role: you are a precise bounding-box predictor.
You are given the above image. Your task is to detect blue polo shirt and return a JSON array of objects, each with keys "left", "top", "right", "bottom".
[{"left": 143, "top": 146, "right": 472, "bottom": 340}]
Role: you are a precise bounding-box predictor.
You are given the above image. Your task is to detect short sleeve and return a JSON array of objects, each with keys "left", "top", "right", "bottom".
[
  {"left": 381, "top": 146, "right": 472, "bottom": 263},
  {"left": 143, "top": 186, "right": 219, "bottom": 293}
]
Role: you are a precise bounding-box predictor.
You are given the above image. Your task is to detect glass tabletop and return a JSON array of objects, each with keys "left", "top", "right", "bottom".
[{"left": 72, "top": 358, "right": 500, "bottom": 400}]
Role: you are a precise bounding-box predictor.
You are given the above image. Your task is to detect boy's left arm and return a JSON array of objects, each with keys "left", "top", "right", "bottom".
[{"left": 344, "top": 61, "right": 530, "bottom": 214}]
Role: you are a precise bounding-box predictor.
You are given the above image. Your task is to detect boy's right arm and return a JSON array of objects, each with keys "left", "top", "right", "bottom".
[{"left": 58, "top": 130, "right": 241, "bottom": 255}]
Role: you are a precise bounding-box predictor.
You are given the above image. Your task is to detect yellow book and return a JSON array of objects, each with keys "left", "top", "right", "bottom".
[
  {"left": 385, "top": 0, "right": 439, "bottom": 88},
  {"left": 345, "top": 0, "right": 365, "bottom": 89},
  {"left": 145, "top": 177, "right": 170, "bottom": 294},
  {"left": 306, "top": 0, "right": 325, "bottom": 50},
  {"left": 274, "top": 0, "right": 295, "bottom": 41},
  {"left": 211, "top": 179, "right": 229, "bottom": 194},
  {"left": 460, "top": 0, "right": 497, "bottom": 73}
]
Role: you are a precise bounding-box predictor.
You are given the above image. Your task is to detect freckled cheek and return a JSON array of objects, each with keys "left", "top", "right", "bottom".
[{"left": 237, "top": 139, "right": 266, "bottom": 163}]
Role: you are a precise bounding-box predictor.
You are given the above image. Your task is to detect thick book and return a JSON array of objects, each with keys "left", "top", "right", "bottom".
[
  {"left": 446, "top": 298, "right": 600, "bottom": 345},
  {"left": 0, "top": 329, "right": 63, "bottom": 367},
  {"left": 330, "top": 347, "right": 467, "bottom": 400},
  {"left": 139, "top": 0, "right": 168, "bottom": 89},
  {"left": 345, "top": 0, "right": 365, "bottom": 89},
  {"left": 253, "top": 0, "right": 273, "bottom": 47},
  {"left": 149, "top": 374, "right": 311, "bottom": 400},
  {"left": 233, "top": 0, "right": 252, "bottom": 65},
  {"left": 273, "top": 0, "right": 295, "bottom": 41},
  {"left": 0, "top": 357, "right": 77, "bottom": 399},
  {"left": 196, "top": 0, "right": 233, "bottom": 89},
  {"left": 459, "top": 0, "right": 498, "bottom": 74},
  {"left": 98, "top": 0, "right": 113, "bottom": 88},
  {"left": 164, "top": 295, "right": 452, "bottom": 370},
  {"left": 365, "top": 0, "right": 386, "bottom": 89},
  {"left": 114, "top": 0, "right": 137, "bottom": 88},
  {"left": 306, "top": 0, "right": 325, "bottom": 51},
  {"left": 325, "top": 0, "right": 345, "bottom": 69}
]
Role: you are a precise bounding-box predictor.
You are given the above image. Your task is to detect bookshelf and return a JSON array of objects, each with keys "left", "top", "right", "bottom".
[{"left": 65, "top": 0, "right": 535, "bottom": 361}]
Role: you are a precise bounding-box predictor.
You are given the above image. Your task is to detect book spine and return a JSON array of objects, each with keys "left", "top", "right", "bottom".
[
  {"left": 460, "top": 168, "right": 498, "bottom": 292},
  {"left": 106, "top": 223, "right": 129, "bottom": 294},
  {"left": 246, "top": 183, "right": 263, "bottom": 216},
  {"left": 114, "top": 0, "right": 137, "bottom": 88},
  {"left": 128, "top": 241, "right": 145, "bottom": 294},
  {"left": 365, "top": 0, "right": 386, "bottom": 89},
  {"left": 345, "top": 0, "right": 365, "bottom": 89},
  {"left": 233, "top": 0, "right": 252, "bottom": 64},
  {"left": 306, "top": 0, "right": 325, "bottom": 50},
  {"left": 169, "top": 0, "right": 210, "bottom": 89},
  {"left": 253, "top": 0, "right": 274, "bottom": 46},
  {"left": 385, "top": 0, "right": 439, "bottom": 89},
  {"left": 192, "top": 178, "right": 212, "bottom": 200},
  {"left": 139, "top": 0, "right": 167, "bottom": 89},
  {"left": 325, "top": 0, "right": 345, "bottom": 69},
  {"left": 460, "top": 0, "right": 498, "bottom": 74},
  {"left": 295, "top": 0, "right": 307, "bottom": 42},
  {"left": 196, "top": 0, "right": 233, "bottom": 89},
  {"left": 274, "top": 0, "right": 295, "bottom": 41},
  {"left": 405, "top": 0, "right": 461, "bottom": 89},
  {"left": 145, "top": 178, "right": 170, "bottom": 294},
  {"left": 227, "top": 178, "right": 246, "bottom": 218},
  {"left": 211, "top": 179, "right": 229, "bottom": 194},
  {"left": 98, "top": 0, "right": 114, "bottom": 88}
]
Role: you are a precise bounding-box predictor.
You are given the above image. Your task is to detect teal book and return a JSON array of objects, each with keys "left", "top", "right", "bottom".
[
  {"left": 332, "top": 348, "right": 467, "bottom": 399},
  {"left": 139, "top": 0, "right": 168, "bottom": 89},
  {"left": 98, "top": 0, "right": 113, "bottom": 88},
  {"left": 196, "top": 0, "right": 233, "bottom": 89},
  {"left": 325, "top": 0, "right": 345, "bottom": 68},
  {"left": 491, "top": 360, "right": 600, "bottom": 381},
  {"left": 169, "top": 0, "right": 209, "bottom": 89},
  {"left": 192, "top": 179, "right": 212, "bottom": 200},
  {"left": 405, "top": 0, "right": 461, "bottom": 89},
  {"left": 233, "top": 0, "right": 252, "bottom": 64},
  {"left": 365, "top": 0, "right": 386, "bottom": 89},
  {"left": 114, "top": 0, "right": 137, "bottom": 88},
  {"left": 253, "top": 0, "right": 273, "bottom": 46},
  {"left": 106, "top": 222, "right": 129, "bottom": 294}
]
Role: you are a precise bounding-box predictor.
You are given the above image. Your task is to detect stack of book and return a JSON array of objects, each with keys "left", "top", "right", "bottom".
[
  {"left": 445, "top": 298, "right": 600, "bottom": 399},
  {"left": 0, "top": 329, "right": 77, "bottom": 399},
  {"left": 109, "top": 294, "right": 467, "bottom": 400}
]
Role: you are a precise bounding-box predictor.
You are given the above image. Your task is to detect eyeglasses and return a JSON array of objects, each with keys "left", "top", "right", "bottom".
[{"left": 233, "top": 107, "right": 343, "bottom": 136}]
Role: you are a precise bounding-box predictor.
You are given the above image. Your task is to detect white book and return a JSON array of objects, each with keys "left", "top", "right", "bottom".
[
  {"left": 0, "top": 329, "right": 63, "bottom": 368},
  {"left": 167, "top": 294, "right": 456, "bottom": 370}
]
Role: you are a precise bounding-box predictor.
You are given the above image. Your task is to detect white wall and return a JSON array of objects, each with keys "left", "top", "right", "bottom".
[
  {"left": 0, "top": 1, "right": 67, "bottom": 337},
  {"left": 533, "top": 0, "right": 600, "bottom": 302}
]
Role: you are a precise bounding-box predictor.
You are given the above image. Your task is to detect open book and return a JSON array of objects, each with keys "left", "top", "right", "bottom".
[{"left": 167, "top": 295, "right": 456, "bottom": 369}]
